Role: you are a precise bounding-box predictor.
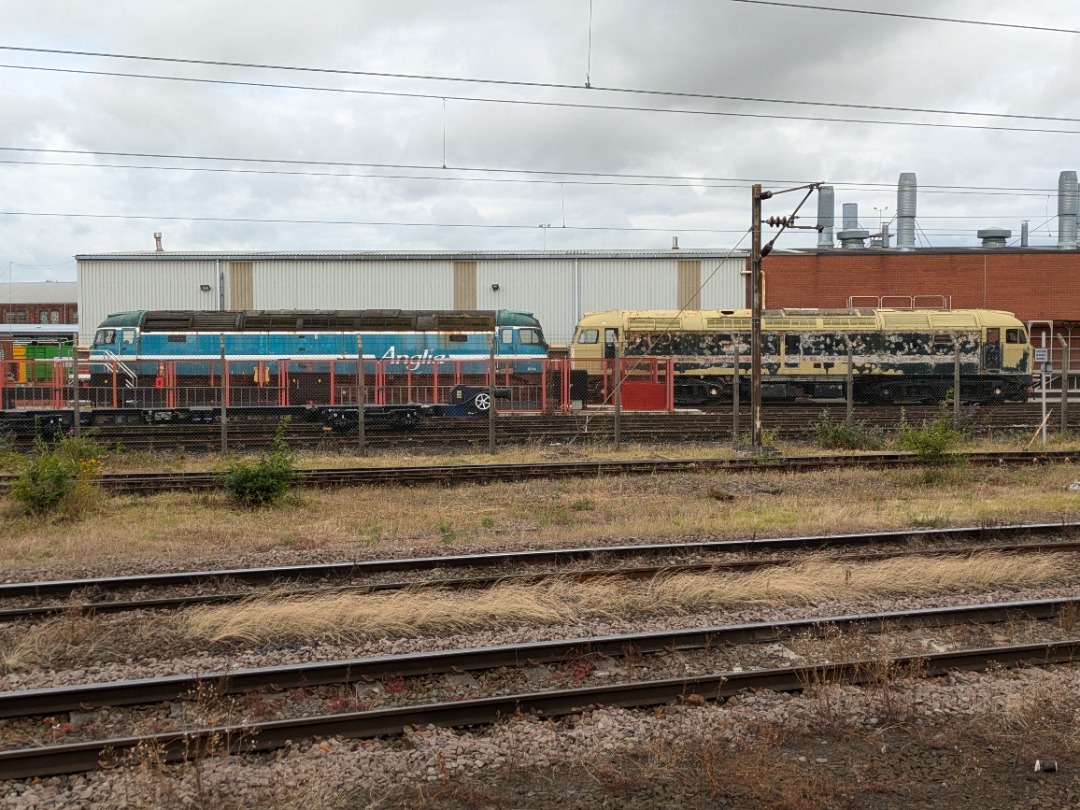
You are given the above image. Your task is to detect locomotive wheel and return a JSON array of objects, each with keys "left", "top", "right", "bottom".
[{"left": 471, "top": 391, "right": 492, "bottom": 412}]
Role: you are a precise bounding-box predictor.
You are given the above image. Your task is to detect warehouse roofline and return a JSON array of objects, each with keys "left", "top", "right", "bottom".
[
  {"left": 772, "top": 246, "right": 1075, "bottom": 256},
  {"left": 76, "top": 248, "right": 750, "bottom": 262}
]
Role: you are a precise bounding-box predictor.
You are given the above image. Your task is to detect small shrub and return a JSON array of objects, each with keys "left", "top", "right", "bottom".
[
  {"left": 895, "top": 408, "right": 966, "bottom": 466},
  {"left": 812, "top": 411, "right": 884, "bottom": 451},
  {"left": 10, "top": 435, "right": 104, "bottom": 517},
  {"left": 222, "top": 425, "right": 296, "bottom": 507}
]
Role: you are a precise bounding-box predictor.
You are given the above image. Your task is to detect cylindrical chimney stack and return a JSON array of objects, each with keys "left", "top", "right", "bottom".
[
  {"left": 817, "top": 186, "right": 835, "bottom": 248},
  {"left": 896, "top": 173, "right": 917, "bottom": 250},
  {"left": 154, "top": 232, "right": 164, "bottom": 252},
  {"left": 1058, "top": 171, "right": 1078, "bottom": 249},
  {"left": 837, "top": 202, "right": 868, "bottom": 248}
]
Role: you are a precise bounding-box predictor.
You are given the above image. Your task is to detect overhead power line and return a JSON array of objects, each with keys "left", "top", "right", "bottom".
[
  {"left": 723, "top": 1, "right": 1080, "bottom": 35},
  {"left": 6, "top": 62, "right": 1078, "bottom": 137},
  {"left": 0, "top": 146, "right": 1064, "bottom": 197},
  {"left": 0, "top": 44, "right": 1075, "bottom": 124},
  {"left": 0, "top": 210, "right": 743, "bottom": 235},
  {"left": 0, "top": 211, "right": 1058, "bottom": 238}
]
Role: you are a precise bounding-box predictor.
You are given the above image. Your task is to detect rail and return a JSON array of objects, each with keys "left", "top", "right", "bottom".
[{"left": 3, "top": 634, "right": 1078, "bottom": 778}]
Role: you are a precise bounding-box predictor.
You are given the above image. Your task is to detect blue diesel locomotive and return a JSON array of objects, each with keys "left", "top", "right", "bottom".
[{"left": 90, "top": 308, "right": 548, "bottom": 374}]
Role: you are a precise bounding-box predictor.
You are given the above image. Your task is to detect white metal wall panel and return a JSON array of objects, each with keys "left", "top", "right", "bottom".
[
  {"left": 578, "top": 260, "right": 678, "bottom": 322},
  {"left": 249, "top": 260, "right": 455, "bottom": 310},
  {"left": 77, "top": 260, "right": 220, "bottom": 344},
  {"left": 77, "top": 253, "right": 747, "bottom": 347},
  {"left": 476, "top": 260, "right": 576, "bottom": 345},
  {"left": 698, "top": 257, "right": 748, "bottom": 309}
]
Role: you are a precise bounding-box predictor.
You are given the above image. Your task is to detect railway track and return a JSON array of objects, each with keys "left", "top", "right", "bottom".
[
  {"left": 2, "top": 522, "right": 1076, "bottom": 608},
  {"left": 5, "top": 533, "right": 1080, "bottom": 622},
  {"left": 1, "top": 449, "right": 1078, "bottom": 496},
  {"left": 1, "top": 598, "right": 1076, "bottom": 779},
  {"left": 0, "top": 403, "right": 1069, "bottom": 454}
]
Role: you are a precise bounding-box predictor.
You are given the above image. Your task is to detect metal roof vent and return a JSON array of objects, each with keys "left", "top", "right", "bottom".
[
  {"left": 977, "top": 227, "right": 1011, "bottom": 248},
  {"left": 842, "top": 202, "right": 859, "bottom": 230},
  {"left": 837, "top": 203, "right": 867, "bottom": 248},
  {"left": 896, "top": 173, "right": 916, "bottom": 250},
  {"left": 1059, "top": 171, "right": 1078, "bottom": 249},
  {"left": 837, "top": 227, "right": 870, "bottom": 249},
  {"left": 154, "top": 232, "right": 164, "bottom": 252},
  {"left": 817, "top": 186, "right": 835, "bottom": 248}
]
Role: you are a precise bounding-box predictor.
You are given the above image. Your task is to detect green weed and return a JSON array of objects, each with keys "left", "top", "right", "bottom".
[{"left": 222, "top": 423, "right": 296, "bottom": 507}]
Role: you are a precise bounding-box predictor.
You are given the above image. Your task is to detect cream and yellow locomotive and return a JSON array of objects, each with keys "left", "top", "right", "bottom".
[{"left": 571, "top": 308, "right": 1031, "bottom": 405}]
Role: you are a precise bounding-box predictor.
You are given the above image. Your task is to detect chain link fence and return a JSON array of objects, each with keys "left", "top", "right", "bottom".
[{"left": 0, "top": 327, "right": 1053, "bottom": 454}]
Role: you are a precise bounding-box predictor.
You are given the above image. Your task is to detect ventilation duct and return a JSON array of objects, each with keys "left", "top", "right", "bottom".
[
  {"left": 896, "top": 173, "right": 917, "bottom": 250},
  {"left": 977, "top": 227, "right": 1010, "bottom": 248},
  {"left": 842, "top": 203, "right": 859, "bottom": 230},
  {"left": 1021, "top": 220, "right": 1029, "bottom": 247},
  {"left": 836, "top": 203, "right": 868, "bottom": 248},
  {"left": 1059, "top": 171, "right": 1078, "bottom": 249},
  {"left": 816, "top": 186, "right": 835, "bottom": 248}
]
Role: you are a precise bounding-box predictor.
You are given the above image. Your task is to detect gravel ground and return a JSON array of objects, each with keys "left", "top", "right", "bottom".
[
  {"left": 3, "top": 462, "right": 1080, "bottom": 808},
  {"left": 3, "top": 667, "right": 1079, "bottom": 809},
  {"left": 3, "top": 584, "right": 1080, "bottom": 808}
]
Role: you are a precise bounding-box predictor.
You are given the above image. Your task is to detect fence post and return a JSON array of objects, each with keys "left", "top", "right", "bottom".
[
  {"left": 357, "top": 335, "right": 366, "bottom": 457},
  {"left": 953, "top": 333, "right": 962, "bottom": 427},
  {"left": 845, "top": 337, "right": 854, "bottom": 425},
  {"left": 220, "top": 333, "right": 227, "bottom": 454},
  {"left": 731, "top": 347, "right": 740, "bottom": 448},
  {"left": 488, "top": 337, "right": 497, "bottom": 455},
  {"left": 71, "top": 347, "right": 81, "bottom": 438},
  {"left": 613, "top": 342, "right": 622, "bottom": 450},
  {"left": 1060, "top": 336, "right": 1070, "bottom": 434}
]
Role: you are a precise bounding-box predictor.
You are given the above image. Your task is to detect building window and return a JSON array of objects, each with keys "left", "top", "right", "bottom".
[
  {"left": 40, "top": 311, "right": 50, "bottom": 324},
  {"left": 16, "top": 312, "right": 26, "bottom": 324},
  {"left": 51, "top": 311, "right": 60, "bottom": 324}
]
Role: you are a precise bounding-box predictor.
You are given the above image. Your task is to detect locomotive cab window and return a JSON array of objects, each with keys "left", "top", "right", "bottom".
[
  {"left": 500, "top": 328, "right": 514, "bottom": 344},
  {"left": 577, "top": 329, "right": 598, "bottom": 344},
  {"left": 518, "top": 328, "right": 543, "bottom": 345},
  {"left": 1006, "top": 328, "right": 1026, "bottom": 344},
  {"left": 94, "top": 329, "right": 116, "bottom": 345},
  {"left": 121, "top": 330, "right": 135, "bottom": 345}
]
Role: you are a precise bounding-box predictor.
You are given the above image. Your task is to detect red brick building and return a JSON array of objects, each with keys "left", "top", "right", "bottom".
[
  {"left": 0, "top": 282, "right": 78, "bottom": 326},
  {"left": 761, "top": 248, "right": 1080, "bottom": 346}
]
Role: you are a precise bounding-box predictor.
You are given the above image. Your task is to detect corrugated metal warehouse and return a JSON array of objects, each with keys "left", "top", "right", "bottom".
[{"left": 75, "top": 249, "right": 748, "bottom": 346}]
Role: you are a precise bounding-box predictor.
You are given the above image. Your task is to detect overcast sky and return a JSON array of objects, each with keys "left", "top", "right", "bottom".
[{"left": 3, "top": 0, "right": 1080, "bottom": 282}]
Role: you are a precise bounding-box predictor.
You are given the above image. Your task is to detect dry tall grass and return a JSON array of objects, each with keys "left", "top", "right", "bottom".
[
  {"left": 4, "top": 463, "right": 1080, "bottom": 572},
  {"left": 181, "top": 552, "right": 1079, "bottom": 645},
  {"left": 3, "top": 552, "right": 1077, "bottom": 672}
]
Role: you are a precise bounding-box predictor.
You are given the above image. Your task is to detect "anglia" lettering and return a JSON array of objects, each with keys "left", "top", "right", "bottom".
[{"left": 380, "top": 346, "right": 449, "bottom": 371}]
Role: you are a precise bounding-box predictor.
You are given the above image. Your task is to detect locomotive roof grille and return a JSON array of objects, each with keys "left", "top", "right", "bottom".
[{"left": 135, "top": 309, "right": 501, "bottom": 333}]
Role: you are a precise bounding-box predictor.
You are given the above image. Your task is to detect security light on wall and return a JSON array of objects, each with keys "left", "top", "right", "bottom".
[
  {"left": 491, "top": 283, "right": 500, "bottom": 291},
  {"left": 200, "top": 284, "right": 212, "bottom": 292}
]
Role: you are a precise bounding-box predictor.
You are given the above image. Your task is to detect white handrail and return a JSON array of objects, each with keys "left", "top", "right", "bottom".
[{"left": 93, "top": 350, "right": 139, "bottom": 388}]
